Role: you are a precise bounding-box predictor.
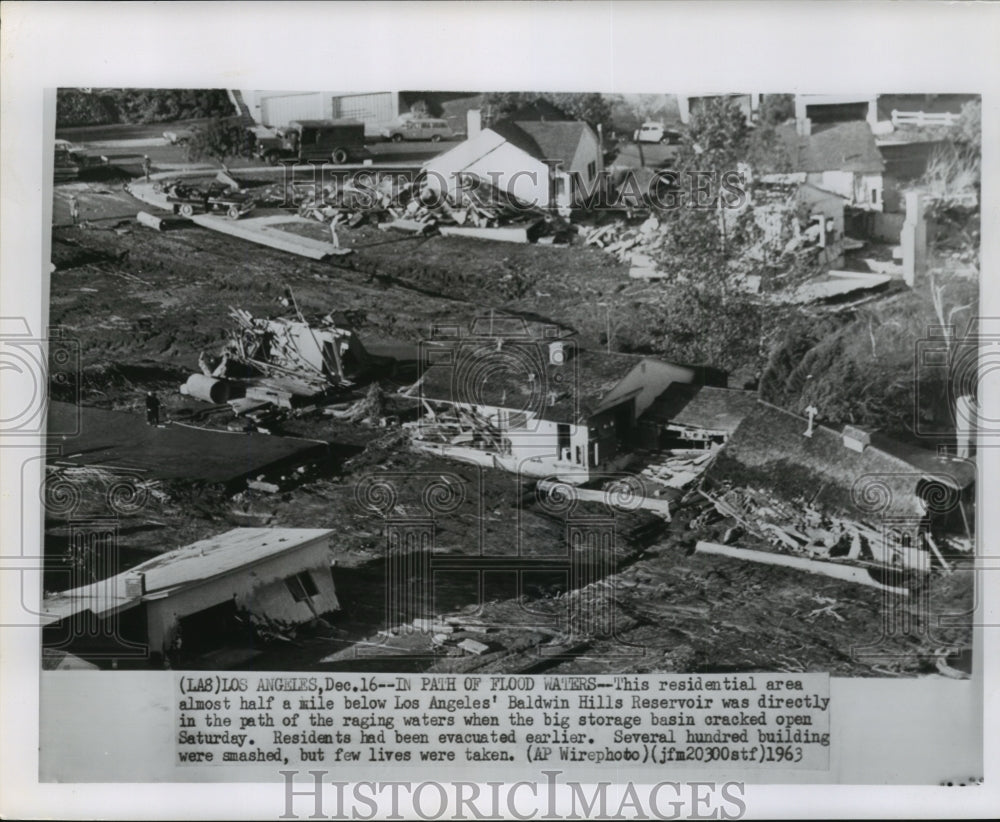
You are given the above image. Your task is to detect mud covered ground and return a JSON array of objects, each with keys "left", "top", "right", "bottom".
[{"left": 44, "top": 182, "right": 973, "bottom": 676}]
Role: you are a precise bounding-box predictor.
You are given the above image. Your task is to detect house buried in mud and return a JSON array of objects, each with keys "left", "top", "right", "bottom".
[
  {"left": 700, "top": 401, "right": 975, "bottom": 570},
  {"left": 41, "top": 528, "right": 338, "bottom": 668},
  {"left": 411, "top": 328, "right": 696, "bottom": 481}
]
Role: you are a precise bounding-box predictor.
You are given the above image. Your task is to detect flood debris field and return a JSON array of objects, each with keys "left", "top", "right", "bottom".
[{"left": 45, "top": 183, "right": 972, "bottom": 677}]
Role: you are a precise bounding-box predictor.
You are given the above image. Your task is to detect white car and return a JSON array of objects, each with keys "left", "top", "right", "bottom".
[{"left": 633, "top": 122, "right": 681, "bottom": 144}]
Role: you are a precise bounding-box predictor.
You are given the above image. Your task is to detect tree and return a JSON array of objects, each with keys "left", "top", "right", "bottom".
[
  {"left": 184, "top": 117, "right": 256, "bottom": 170},
  {"left": 677, "top": 97, "right": 749, "bottom": 171},
  {"left": 56, "top": 88, "right": 234, "bottom": 127},
  {"left": 757, "top": 94, "right": 795, "bottom": 126},
  {"left": 481, "top": 92, "right": 614, "bottom": 135}
]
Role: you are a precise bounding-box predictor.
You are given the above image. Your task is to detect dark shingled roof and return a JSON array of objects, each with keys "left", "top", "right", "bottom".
[
  {"left": 488, "top": 119, "right": 593, "bottom": 170},
  {"left": 641, "top": 385, "right": 758, "bottom": 434},
  {"left": 419, "top": 343, "right": 665, "bottom": 423},
  {"left": 512, "top": 120, "right": 592, "bottom": 170},
  {"left": 774, "top": 121, "right": 885, "bottom": 174},
  {"left": 705, "top": 401, "right": 974, "bottom": 521}
]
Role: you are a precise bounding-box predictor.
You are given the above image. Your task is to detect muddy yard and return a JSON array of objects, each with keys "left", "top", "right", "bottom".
[{"left": 44, "top": 182, "right": 972, "bottom": 676}]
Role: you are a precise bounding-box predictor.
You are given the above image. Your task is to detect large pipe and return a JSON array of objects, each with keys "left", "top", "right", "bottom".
[{"left": 182, "top": 374, "right": 245, "bottom": 404}]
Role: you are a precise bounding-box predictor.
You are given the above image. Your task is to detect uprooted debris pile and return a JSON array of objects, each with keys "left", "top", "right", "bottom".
[
  {"left": 254, "top": 175, "right": 574, "bottom": 244},
  {"left": 184, "top": 307, "right": 374, "bottom": 411},
  {"left": 691, "top": 482, "right": 969, "bottom": 575}
]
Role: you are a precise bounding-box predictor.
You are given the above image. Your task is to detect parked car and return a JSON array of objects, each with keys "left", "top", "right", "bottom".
[
  {"left": 258, "top": 119, "right": 369, "bottom": 165},
  {"left": 53, "top": 139, "right": 108, "bottom": 180},
  {"left": 164, "top": 181, "right": 255, "bottom": 219},
  {"left": 380, "top": 117, "right": 455, "bottom": 143},
  {"left": 163, "top": 128, "right": 195, "bottom": 145},
  {"left": 633, "top": 122, "right": 682, "bottom": 144}
]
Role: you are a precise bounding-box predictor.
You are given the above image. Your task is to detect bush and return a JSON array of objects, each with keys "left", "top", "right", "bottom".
[
  {"left": 56, "top": 88, "right": 234, "bottom": 127},
  {"left": 56, "top": 90, "right": 117, "bottom": 126}
]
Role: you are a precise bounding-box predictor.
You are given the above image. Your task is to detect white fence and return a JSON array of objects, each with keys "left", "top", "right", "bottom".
[{"left": 891, "top": 110, "right": 960, "bottom": 128}]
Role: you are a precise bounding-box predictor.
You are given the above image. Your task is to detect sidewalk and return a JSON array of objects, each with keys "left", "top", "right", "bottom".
[{"left": 126, "top": 176, "right": 348, "bottom": 261}]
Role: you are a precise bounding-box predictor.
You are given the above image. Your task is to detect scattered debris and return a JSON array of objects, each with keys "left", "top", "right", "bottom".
[{"left": 191, "top": 302, "right": 373, "bottom": 406}]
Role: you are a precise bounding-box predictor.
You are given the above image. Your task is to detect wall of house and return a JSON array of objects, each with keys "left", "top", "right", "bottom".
[
  {"left": 567, "top": 127, "right": 604, "bottom": 206},
  {"left": 807, "top": 171, "right": 882, "bottom": 211},
  {"left": 424, "top": 135, "right": 552, "bottom": 209},
  {"left": 797, "top": 188, "right": 846, "bottom": 241},
  {"left": 144, "top": 541, "right": 338, "bottom": 654},
  {"left": 808, "top": 171, "right": 854, "bottom": 202},
  {"left": 854, "top": 173, "right": 884, "bottom": 212}
]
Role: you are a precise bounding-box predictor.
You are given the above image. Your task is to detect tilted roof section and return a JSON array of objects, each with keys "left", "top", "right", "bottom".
[
  {"left": 642, "top": 384, "right": 758, "bottom": 434},
  {"left": 420, "top": 342, "right": 686, "bottom": 423},
  {"left": 774, "top": 121, "right": 885, "bottom": 174}
]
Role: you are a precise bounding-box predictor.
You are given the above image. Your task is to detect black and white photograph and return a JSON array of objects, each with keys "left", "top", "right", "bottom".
[
  {"left": 39, "top": 88, "right": 981, "bottom": 678},
  {"left": 2, "top": 1, "right": 998, "bottom": 818}
]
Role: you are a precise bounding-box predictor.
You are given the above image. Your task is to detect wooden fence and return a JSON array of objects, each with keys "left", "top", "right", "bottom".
[{"left": 891, "top": 110, "right": 960, "bottom": 128}]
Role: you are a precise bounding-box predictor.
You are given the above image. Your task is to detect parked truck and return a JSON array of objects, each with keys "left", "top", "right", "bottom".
[{"left": 258, "top": 119, "right": 368, "bottom": 166}]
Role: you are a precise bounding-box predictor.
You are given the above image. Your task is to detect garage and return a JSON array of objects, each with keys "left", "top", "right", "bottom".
[
  {"left": 331, "top": 92, "right": 398, "bottom": 126},
  {"left": 260, "top": 93, "right": 325, "bottom": 127}
]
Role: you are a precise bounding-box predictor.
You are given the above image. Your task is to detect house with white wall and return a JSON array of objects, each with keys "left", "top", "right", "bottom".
[
  {"left": 764, "top": 121, "right": 886, "bottom": 211},
  {"left": 423, "top": 117, "right": 604, "bottom": 211},
  {"left": 413, "top": 334, "right": 695, "bottom": 481},
  {"left": 42, "top": 528, "right": 338, "bottom": 666}
]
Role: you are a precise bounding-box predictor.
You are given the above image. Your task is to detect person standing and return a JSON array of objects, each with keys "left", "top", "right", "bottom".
[
  {"left": 69, "top": 194, "right": 80, "bottom": 225},
  {"left": 145, "top": 391, "right": 160, "bottom": 426},
  {"left": 142, "top": 154, "right": 152, "bottom": 182}
]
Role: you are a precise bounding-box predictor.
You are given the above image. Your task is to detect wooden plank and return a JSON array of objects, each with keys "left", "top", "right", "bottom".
[{"left": 695, "top": 541, "right": 911, "bottom": 595}]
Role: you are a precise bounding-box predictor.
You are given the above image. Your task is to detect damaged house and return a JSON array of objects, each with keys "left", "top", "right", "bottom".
[
  {"left": 701, "top": 402, "right": 975, "bottom": 570},
  {"left": 763, "top": 120, "right": 886, "bottom": 212},
  {"left": 745, "top": 180, "right": 848, "bottom": 267},
  {"left": 423, "top": 118, "right": 604, "bottom": 212},
  {"left": 191, "top": 308, "right": 373, "bottom": 407},
  {"left": 412, "top": 332, "right": 695, "bottom": 481},
  {"left": 42, "top": 528, "right": 338, "bottom": 667}
]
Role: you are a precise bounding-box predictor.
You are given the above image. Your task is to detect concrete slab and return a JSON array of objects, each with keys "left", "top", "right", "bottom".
[
  {"left": 126, "top": 180, "right": 349, "bottom": 259},
  {"left": 190, "top": 214, "right": 345, "bottom": 260}
]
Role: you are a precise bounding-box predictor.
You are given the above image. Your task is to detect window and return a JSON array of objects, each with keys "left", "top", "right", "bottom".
[
  {"left": 285, "top": 571, "right": 319, "bottom": 602},
  {"left": 557, "top": 423, "right": 571, "bottom": 456},
  {"left": 871, "top": 188, "right": 878, "bottom": 204},
  {"left": 587, "top": 161, "right": 597, "bottom": 181}
]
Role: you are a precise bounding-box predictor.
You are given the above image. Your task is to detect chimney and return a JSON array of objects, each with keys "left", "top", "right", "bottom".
[
  {"left": 124, "top": 572, "right": 145, "bottom": 597},
  {"left": 467, "top": 109, "right": 482, "bottom": 138}
]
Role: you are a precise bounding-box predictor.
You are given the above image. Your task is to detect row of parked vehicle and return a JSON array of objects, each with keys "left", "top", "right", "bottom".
[{"left": 163, "top": 115, "right": 460, "bottom": 167}]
